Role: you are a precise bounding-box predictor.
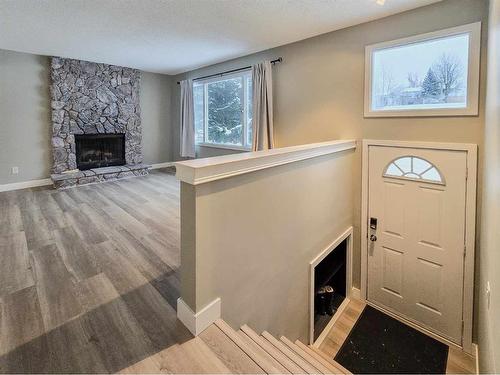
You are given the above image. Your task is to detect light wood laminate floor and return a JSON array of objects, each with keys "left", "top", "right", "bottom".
[
  {"left": 0, "top": 169, "right": 194, "bottom": 373},
  {"left": 319, "top": 299, "right": 476, "bottom": 374}
]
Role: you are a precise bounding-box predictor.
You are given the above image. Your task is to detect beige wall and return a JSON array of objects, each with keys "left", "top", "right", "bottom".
[
  {"left": 182, "top": 149, "right": 355, "bottom": 341},
  {"left": 477, "top": 1, "right": 500, "bottom": 372},
  {"left": 0, "top": 49, "right": 173, "bottom": 185},
  {"left": 171, "top": 0, "right": 488, "bottom": 292}
]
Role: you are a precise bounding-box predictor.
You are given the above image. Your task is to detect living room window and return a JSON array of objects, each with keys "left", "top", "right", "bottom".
[{"left": 194, "top": 71, "right": 253, "bottom": 150}]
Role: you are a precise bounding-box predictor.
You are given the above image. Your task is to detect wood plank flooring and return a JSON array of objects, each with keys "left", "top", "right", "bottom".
[
  {"left": 319, "top": 299, "right": 476, "bottom": 374},
  {"left": 0, "top": 169, "right": 194, "bottom": 373}
]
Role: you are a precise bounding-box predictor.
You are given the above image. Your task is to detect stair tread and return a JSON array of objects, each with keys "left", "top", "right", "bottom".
[
  {"left": 295, "top": 340, "right": 345, "bottom": 374},
  {"left": 199, "top": 324, "right": 265, "bottom": 374},
  {"left": 215, "top": 319, "right": 284, "bottom": 374},
  {"left": 120, "top": 337, "right": 232, "bottom": 374},
  {"left": 262, "top": 331, "right": 322, "bottom": 374},
  {"left": 280, "top": 336, "right": 332, "bottom": 374},
  {"left": 240, "top": 325, "right": 306, "bottom": 374},
  {"left": 237, "top": 329, "right": 291, "bottom": 374},
  {"left": 307, "top": 346, "right": 352, "bottom": 375}
]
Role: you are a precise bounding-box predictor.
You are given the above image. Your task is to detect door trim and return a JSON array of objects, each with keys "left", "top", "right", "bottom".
[
  {"left": 360, "top": 139, "right": 477, "bottom": 354},
  {"left": 309, "top": 226, "right": 353, "bottom": 346}
]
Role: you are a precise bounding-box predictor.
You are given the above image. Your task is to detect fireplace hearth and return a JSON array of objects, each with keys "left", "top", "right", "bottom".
[{"left": 75, "top": 134, "right": 125, "bottom": 170}]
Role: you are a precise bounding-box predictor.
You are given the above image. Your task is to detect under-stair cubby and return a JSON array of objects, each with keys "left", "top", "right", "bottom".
[{"left": 310, "top": 228, "right": 352, "bottom": 344}]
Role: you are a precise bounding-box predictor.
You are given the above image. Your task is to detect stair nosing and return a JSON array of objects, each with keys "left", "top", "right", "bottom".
[
  {"left": 261, "top": 331, "right": 322, "bottom": 374},
  {"left": 214, "top": 319, "right": 284, "bottom": 374},
  {"left": 240, "top": 325, "right": 306, "bottom": 374},
  {"left": 280, "top": 336, "right": 332, "bottom": 374}
]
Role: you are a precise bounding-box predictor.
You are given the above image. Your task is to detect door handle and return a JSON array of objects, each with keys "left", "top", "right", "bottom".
[{"left": 370, "top": 234, "right": 377, "bottom": 242}]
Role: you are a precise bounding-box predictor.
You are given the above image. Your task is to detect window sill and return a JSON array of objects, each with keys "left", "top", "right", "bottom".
[{"left": 196, "top": 142, "right": 251, "bottom": 152}]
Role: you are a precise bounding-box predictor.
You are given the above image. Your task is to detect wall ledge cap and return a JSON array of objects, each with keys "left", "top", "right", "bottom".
[{"left": 174, "top": 139, "right": 356, "bottom": 185}]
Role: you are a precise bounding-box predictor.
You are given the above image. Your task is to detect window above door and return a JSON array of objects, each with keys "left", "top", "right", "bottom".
[
  {"left": 364, "top": 22, "right": 481, "bottom": 117},
  {"left": 194, "top": 71, "right": 253, "bottom": 151}
]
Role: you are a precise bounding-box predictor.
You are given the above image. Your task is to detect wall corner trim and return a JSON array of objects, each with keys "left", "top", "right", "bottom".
[
  {"left": 473, "top": 343, "right": 479, "bottom": 375},
  {"left": 177, "top": 297, "right": 221, "bottom": 336},
  {"left": 351, "top": 287, "right": 361, "bottom": 300},
  {"left": 0, "top": 178, "right": 52, "bottom": 192},
  {"left": 174, "top": 139, "right": 356, "bottom": 185}
]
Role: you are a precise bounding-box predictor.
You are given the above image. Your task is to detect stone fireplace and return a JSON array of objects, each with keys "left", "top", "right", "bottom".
[{"left": 50, "top": 57, "right": 150, "bottom": 188}]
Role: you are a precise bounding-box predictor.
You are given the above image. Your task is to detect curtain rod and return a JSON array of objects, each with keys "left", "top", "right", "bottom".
[{"left": 176, "top": 57, "right": 282, "bottom": 85}]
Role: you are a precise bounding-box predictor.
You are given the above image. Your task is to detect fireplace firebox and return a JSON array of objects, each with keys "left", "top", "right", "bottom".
[{"left": 75, "top": 134, "right": 125, "bottom": 170}]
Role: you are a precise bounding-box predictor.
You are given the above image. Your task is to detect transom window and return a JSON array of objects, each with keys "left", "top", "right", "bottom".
[
  {"left": 384, "top": 156, "right": 444, "bottom": 184},
  {"left": 364, "top": 22, "right": 481, "bottom": 117},
  {"left": 194, "top": 71, "right": 253, "bottom": 150}
]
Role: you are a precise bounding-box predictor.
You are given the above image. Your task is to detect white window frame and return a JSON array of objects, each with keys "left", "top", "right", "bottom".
[
  {"left": 195, "top": 70, "right": 253, "bottom": 151},
  {"left": 364, "top": 22, "right": 481, "bottom": 118}
]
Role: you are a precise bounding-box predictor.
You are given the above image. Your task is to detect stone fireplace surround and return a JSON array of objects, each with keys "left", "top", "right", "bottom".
[{"left": 50, "top": 57, "right": 150, "bottom": 188}]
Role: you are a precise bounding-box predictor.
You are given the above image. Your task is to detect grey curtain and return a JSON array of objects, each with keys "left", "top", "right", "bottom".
[
  {"left": 180, "top": 79, "right": 195, "bottom": 158},
  {"left": 252, "top": 61, "right": 274, "bottom": 151}
]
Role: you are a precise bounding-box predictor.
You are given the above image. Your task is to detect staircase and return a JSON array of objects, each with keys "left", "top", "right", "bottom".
[{"left": 121, "top": 319, "right": 350, "bottom": 374}]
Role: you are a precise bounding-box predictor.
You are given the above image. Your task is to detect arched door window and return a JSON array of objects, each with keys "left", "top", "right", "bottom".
[{"left": 383, "top": 156, "right": 444, "bottom": 184}]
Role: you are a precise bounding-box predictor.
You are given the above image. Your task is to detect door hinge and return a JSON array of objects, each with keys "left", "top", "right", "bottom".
[
  {"left": 462, "top": 320, "right": 465, "bottom": 336},
  {"left": 463, "top": 245, "right": 467, "bottom": 258},
  {"left": 466, "top": 167, "right": 468, "bottom": 181}
]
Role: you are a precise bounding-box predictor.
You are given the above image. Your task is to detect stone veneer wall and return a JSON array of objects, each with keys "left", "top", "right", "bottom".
[{"left": 50, "top": 57, "right": 142, "bottom": 174}]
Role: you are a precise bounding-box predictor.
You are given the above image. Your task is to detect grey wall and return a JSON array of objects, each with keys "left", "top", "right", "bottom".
[
  {"left": 0, "top": 49, "right": 173, "bottom": 185},
  {"left": 171, "top": 0, "right": 488, "bottom": 295},
  {"left": 182, "top": 149, "right": 355, "bottom": 341},
  {"left": 140, "top": 72, "right": 174, "bottom": 165},
  {"left": 477, "top": 1, "right": 500, "bottom": 372},
  {"left": 0, "top": 50, "right": 52, "bottom": 184}
]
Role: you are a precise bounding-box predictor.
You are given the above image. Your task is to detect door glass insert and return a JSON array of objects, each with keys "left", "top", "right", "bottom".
[{"left": 383, "top": 156, "right": 444, "bottom": 184}]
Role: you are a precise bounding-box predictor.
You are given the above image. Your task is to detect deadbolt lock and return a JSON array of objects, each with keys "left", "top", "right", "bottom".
[{"left": 370, "top": 234, "right": 377, "bottom": 242}]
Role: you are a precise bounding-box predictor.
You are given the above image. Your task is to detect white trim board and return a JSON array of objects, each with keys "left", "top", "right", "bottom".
[
  {"left": 150, "top": 162, "right": 175, "bottom": 169},
  {"left": 0, "top": 178, "right": 52, "bottom": 192},
  {"left": 360, "top": 139, "right": 477, "bottom": 354},
  {"left": 175, "top": 140, "right": 356, "bottom": 185},
  {"left": 177, "top": 297, "right": 221, "bottom": 336},
  {"left": 309, "top": 226, "right": 353, "bottom": 345}
]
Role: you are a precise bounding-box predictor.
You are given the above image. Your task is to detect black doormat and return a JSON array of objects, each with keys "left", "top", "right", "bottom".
[{"left": 334, "top": 305, "right": 449, "bottom": 374}]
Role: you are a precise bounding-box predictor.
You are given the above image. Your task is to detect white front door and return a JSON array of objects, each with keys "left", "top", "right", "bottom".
[{"left": 367, "top": 145, "right": 467, "bottom": 344}]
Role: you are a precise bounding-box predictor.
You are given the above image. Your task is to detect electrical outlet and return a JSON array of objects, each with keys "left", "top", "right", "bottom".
[
  {"left": 486, "top": 281, "right": 491, "bottom": 309},
  {"left": 11, "top": 166, "right": 19, "bottom": 175}
]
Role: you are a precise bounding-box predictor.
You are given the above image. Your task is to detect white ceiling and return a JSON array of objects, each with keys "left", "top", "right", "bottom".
[{"left": 0, "top": 0, "right": 440, "bottom": 75}]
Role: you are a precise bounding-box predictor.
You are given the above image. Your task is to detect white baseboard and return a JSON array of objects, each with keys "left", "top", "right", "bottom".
[
  {"left": 151, "top": 162, "right": 174, "bottom": 170},
  {"left": 0, "top": 178, "right": 52, "bottom": 192},
  {"left": 177, "top": 297, "right": 221, "bottom": 336},
  {"left": 351, "top": 286, "right": 361, "bottom": 300}
]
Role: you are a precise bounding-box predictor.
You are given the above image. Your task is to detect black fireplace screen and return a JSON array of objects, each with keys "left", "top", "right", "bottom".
[{"left": 75, "top": 134, "right": 125, "bottom": 170}]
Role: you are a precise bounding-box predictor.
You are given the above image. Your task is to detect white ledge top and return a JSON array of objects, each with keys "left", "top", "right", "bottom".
[{"left": 174, "top": 139, "right": 356, "bottom": 185}]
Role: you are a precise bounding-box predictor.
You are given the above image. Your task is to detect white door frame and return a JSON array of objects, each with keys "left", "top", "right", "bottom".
[{"left": 360, "top": 139, "right": 477, "bottom": 354}]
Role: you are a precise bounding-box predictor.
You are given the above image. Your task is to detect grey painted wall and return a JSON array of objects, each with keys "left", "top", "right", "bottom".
[
  {"left": 477, "top": 1, "right": 500, "bottom": 372},
  {"left": 140, "top": 72, "right": 174, "bottom": 165},
  {"left": 171, "top": 0, "right": 488, "bottom": 298},
  {"left": 0, "top": 49, "right": 173, "bottom": 185},
  {"left": 0, "top": 50, "right": 52, "bottom": 185},
  {"left": 182, "top": 150, "right": 355, "bottom": 341}
]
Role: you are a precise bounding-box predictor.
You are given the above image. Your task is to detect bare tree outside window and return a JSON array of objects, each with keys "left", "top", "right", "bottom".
[{"left": 432, "top": 53, "right": 463, "bottom": 102}]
